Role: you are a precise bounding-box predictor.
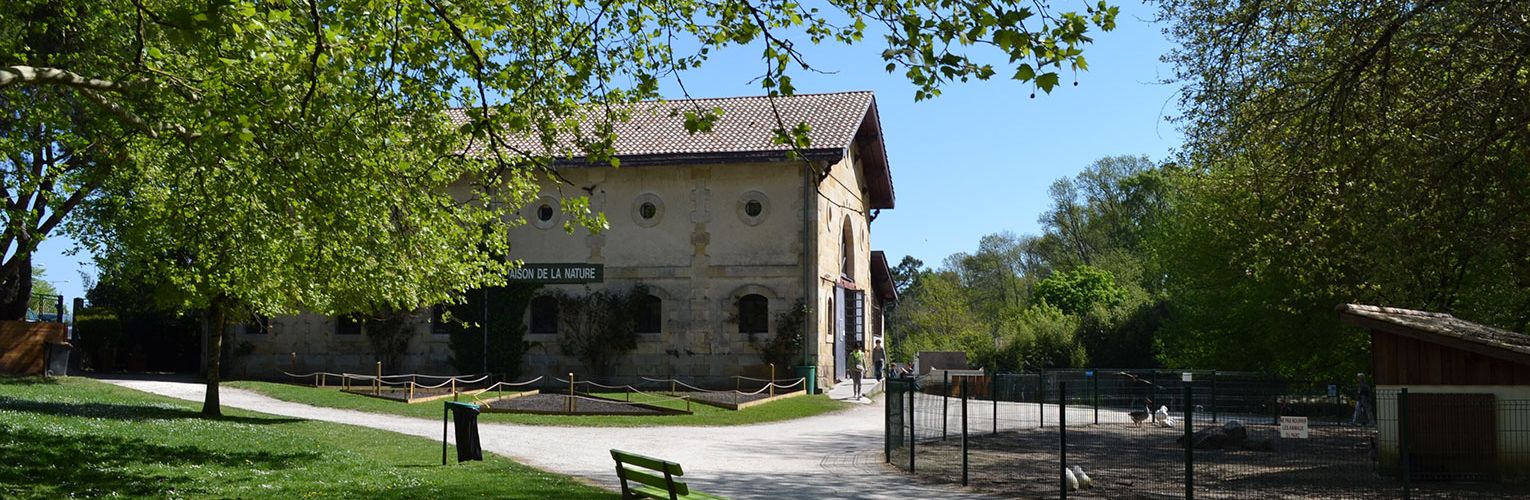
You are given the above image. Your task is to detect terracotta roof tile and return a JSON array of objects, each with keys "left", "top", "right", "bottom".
[{"left": 448, "top": 91, "right": 876, "bottom": 158}]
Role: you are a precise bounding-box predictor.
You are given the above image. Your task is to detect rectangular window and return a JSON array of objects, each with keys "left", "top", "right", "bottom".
[
  {"left": 430, "top": 305, "right": 453, "bottom": 335},
  {"left": 635, "top": 295, "right": 662, "bottom": 335},
  {"left": 335, "top": 314, "right": 363, "bottom": 335},
  {"left": 244, "top": 314, "right": 270, "bottom": 335},
  {"left": 529, "top": 296, "right": 559, "bottom": 335}
]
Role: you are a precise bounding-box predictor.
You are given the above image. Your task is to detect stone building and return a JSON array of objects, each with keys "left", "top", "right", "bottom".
[{"left": 227, "top": 91, "right": 897, "bottom": 392}]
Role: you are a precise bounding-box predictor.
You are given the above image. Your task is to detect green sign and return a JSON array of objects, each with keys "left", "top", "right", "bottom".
[{"left": 507, "top": 263, "right": 604, "bottom": 284}]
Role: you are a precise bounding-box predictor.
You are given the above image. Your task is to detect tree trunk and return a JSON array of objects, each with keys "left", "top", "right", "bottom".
[
  {"left": 0, "top": 257, "right": 34, "bottom": 320},
  {"left": 202, "top": 299, "right": 227, "bottom": 416}
]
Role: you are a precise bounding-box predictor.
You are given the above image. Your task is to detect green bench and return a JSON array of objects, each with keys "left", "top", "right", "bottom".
[{"left": 610, "top": 449, "right": 725, "bottom": 500}]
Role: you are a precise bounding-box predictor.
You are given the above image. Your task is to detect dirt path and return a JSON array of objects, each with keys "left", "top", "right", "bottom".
[{"left": 102, "top": 378, "right": 993, "bottom": 499}]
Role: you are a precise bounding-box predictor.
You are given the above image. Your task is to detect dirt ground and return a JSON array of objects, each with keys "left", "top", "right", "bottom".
[
  {"left": 666, "top": 390, "right": 773, "bottom": 407},
  {"left": 901, "top": 422, "right": 1524, "bottom": 499},
  {"left": 341, "top": 386, "right": 474, "bottom": 402}
]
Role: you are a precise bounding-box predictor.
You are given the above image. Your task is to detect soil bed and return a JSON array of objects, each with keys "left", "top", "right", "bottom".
[
  {"left": 340, "top": 386, "right": 484, "bottom": 403},
  {"left": 905, "top": 423, "right": 1524, "bottom": 499},
  {"left": 480, "top": 393, "right": 687, "bottom": 416}
]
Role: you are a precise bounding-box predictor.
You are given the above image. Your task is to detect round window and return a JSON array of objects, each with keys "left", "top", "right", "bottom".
[
  {"left": 737, "top": 191, "right": 770, "bottom": 226},
  {"left": 631, "top": 193, "right": 664, "bottom": 227},
  {"left": 537, "top": 204, "right": 555, "bottom": 222}
]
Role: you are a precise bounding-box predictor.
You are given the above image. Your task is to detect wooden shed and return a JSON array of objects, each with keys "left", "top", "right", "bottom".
[{"left": 1339, "top": 304, "right": 1530, "bottom": 482}]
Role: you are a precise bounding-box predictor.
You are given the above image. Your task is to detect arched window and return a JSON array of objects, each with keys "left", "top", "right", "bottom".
[
  {"left": 529, "top": 296, "right": 559, "bottom": 335},
  {"left": 737, "top": 294, "right": 769, "bottom": 334},
  {"left": 635, "top": 294, "right": 663, "bottom": 334},
  {"left": 840, "top": 218, "right": 856, "bottom": 280}
]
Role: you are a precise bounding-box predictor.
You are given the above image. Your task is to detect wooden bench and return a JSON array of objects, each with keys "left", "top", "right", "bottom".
[{"left": 610, "top": 449, "right": 725, "bottom": 500}]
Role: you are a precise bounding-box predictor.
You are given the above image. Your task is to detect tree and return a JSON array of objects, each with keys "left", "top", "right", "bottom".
[
  {"left": 15, "top": 0, "right": 1117, "bottom": 416},
  {"left": 1154, "top": 0, "right": 1530, "bottom": 377}
]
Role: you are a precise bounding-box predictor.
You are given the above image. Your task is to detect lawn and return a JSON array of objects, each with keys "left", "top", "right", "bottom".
[
  {"left": 228, "top": 380, "right": 852, "bottom": 427},
  {"left": 0, "top": 377, "right": 615, "bottom": 499}
]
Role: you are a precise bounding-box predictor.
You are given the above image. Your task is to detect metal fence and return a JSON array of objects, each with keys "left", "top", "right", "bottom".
[{"left": 885, "top": 371, "right": 1530, "bottom": 498}]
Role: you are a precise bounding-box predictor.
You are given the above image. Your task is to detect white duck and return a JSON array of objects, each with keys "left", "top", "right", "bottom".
[
  {"left": 1071, "top": 465, "right": 1093, "bottom": 489},
  {"left": 1064, "top": 466, "right": 1079, "bottom": 491},
  {"left": 1154, "top": 405, "right": 1178, "bottom": 428}
]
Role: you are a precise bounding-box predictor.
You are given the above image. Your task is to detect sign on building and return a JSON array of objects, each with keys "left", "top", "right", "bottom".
[
  {"left": 507, "top": 263, "right": 604, "bottom": 284},
  {"left": 1279, "top": 416, "right": 1309, "bottom": 439}
]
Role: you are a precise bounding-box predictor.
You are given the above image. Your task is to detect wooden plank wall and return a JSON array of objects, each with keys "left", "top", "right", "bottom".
[
  {"left": 0, "top": 320, "right": 67, "bottom": 375},
  {"left": 1373, "top": 330, "right": 1530, "bottom": 386}
]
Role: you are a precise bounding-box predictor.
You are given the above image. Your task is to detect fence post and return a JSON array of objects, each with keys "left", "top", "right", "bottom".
[
  {"left": 909, "top": 376, "right": 916, "bottom": 473},
  {"left": 942, "top": 371, "right": 950, "bottom": 441},
  {"left": 1399, "top": 388, "right": 1410, "bottom": 500},
  {"left": 992, "top": 374, "right": 999, "bottom": 435},
  {"left": 885, "top": 379, "right": 892, "bottom": 465},
  {"left": 1059, "top": 381, "right": 1067, "bottom": 500},
  {"left": 1210, "top": 371, "right": 1218, "bottom": 423},
  {"left": 1093, "top": 370, "right": 1099, "bottom": 425},
  {"left": 961, "top": 377, "right": 969, "bottom": 486},
  {"left": 1184, "top": 384, "right": 1194, "bottom": 500},
  {"left": 1038, "top": 374, "right": 1045, "bottom": 428}
]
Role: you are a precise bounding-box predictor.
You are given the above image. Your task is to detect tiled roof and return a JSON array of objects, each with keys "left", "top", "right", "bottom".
[
  {"left": 449, "top": 91, "right": 873, "bottom": 158},
  {"left": 1338, "top": 304, "right": 1530, "bottom": 359}
]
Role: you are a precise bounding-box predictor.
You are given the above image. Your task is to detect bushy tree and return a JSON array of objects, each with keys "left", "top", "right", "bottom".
[{"left": 1153, "top": 0, "right": 1530, "bottom": 377}]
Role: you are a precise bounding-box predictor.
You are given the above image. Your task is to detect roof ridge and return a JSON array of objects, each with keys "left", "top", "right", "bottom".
[{"left": 446, "top": 91, "right": 876, "bottom": 112}]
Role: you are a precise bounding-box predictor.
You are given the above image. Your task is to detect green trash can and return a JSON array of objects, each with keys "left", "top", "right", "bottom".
[{"left": 796, "top": 365, "right": 817, "bottom": 394}]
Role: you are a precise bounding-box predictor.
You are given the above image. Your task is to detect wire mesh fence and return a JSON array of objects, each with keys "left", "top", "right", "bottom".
[{"left": 885, "top": 370, "right": 1530, "bottom": 498}]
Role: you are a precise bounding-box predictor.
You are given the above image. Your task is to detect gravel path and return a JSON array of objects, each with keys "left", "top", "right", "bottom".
[{"left": 101, "top": 377, "right": 993, "bottom": 499}]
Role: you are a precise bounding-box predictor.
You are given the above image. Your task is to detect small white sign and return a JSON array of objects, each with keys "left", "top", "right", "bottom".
[
  {"left": 1182, "top": 372, "right": 1193, "bottom": 382},
  {"left": 1279, "top": 416, "right": 1309, "bottom": 439}
]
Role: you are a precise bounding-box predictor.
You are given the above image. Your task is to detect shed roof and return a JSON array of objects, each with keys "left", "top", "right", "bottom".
[
  {"left": 1338, "top": 304, "right": 1530, "bottom": 363},
  {"left": 448, "top": 91, "right": 895, "bottom": 209}
]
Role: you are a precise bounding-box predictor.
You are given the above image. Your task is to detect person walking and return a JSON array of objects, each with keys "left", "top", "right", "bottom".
[
  {"left": 849, "top": 343, "right": 866, "bottom": 399},
  {"left": 870, "top": 339, "right": 886, "bottom": 381},
  {"left": 1350, "top": 372, "right": 1374, "bottom": 426}
]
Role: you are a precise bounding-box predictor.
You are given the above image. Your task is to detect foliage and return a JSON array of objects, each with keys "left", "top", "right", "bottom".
[
  {"left": 231, "top": 380, "right": 850, "bottom": 427},
  {"left": 445, "top": 284, "right": 538, "bottom": 377},
  {"left": 552, "top": 285, "right": 650, "bottom": 377},
  {"left": 363, "top": 309, "right": 416, "bottom": 371},
  {"left": 1032, "top": 265, "right": 1125, "bottom": 315},
  {"left": 751, "top": 299, "right": 806, "bottom": 368},
  {"left": 1152, "top": 0, "right": 1530, "bottom": 377},
  {"left": 72, "top": 306, "right": 121, "bottom": 371},
  {"left": 0, "top": 378, "right": 613, "bottom": 498},
  {"left": 84, "top": 260, "right": 201, "bottom": 373}
]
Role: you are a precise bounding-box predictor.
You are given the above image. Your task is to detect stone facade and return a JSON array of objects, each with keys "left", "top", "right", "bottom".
[{"left": 225, "top": 92, "right": 896, "bottom": 392}]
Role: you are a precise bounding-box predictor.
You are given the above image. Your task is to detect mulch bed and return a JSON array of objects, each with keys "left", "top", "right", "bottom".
[
  {"left": 666, "top": 390, "right": 775, "bottom": 407},
  {"left": 903, "top": 423, "right": 1524, "bottom": 499},
  {"left": 479, "top": 393, "right": 683, "bottom": 415},
  {"left": 340, "top": 386, "right": 483, "bottom": 402}
]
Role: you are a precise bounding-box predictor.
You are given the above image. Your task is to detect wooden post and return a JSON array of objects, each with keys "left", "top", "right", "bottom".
[
  {"left": 314, "top": 373, "right": 319, "bottom": 388},
  {"left": 770, "top": 363, "right": 776, "bottom": 399},
  {"left": 291, "top": 352, "right": 297, "bottom": 373},
  {"left": 568, "top": 372, "right": 575, "bottom": 413},
  {"left": 670, "top": 379, "right": 676, "bottom": 395},
  {"left": 409, "top": 381, "right": 416, "bottom": 401},
  {"left": 375, "top": 361, "right": 382, "bottom": 395}
]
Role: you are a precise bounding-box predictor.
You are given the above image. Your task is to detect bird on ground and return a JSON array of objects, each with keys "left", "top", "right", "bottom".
[
  {"left": 1154, "top": 405, "right": 1178, "bottom": 428},
  {"left": 1064, "top": 466, "right": 1079, "bottom": 491},
  {"left": 1132, "top": 400, "right": 1150, "bottom": 428},
  {"left": 1071, "top": 466, "right": 1093, "bottom": 489}
]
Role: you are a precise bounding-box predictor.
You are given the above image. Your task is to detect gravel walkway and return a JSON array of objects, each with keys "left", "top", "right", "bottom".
[{"left": 101, "top": 377, "right": 992, "bottom": 499}]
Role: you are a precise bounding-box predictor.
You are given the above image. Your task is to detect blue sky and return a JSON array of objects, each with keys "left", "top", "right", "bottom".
[{"left": 33, "top": 1, "right": 1182, "bottom": 301}]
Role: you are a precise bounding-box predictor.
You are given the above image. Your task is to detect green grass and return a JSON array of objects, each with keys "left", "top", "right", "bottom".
[
  {"left": 227, "top": 381, "right": 851, "bottom": 427},
  {"left": 0, "top": 377, "right": 615, "bottom": 499}
]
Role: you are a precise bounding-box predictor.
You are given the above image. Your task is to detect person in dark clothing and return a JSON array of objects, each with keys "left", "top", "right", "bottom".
[{"left": 870, "top": 339, "right": 886, "bottom": 381}]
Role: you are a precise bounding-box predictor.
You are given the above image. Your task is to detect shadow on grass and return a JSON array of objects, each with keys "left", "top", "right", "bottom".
[
  {"left": 0, "top": 376, "right": 59, "bottom": 386},
  {"left": 0, "top": 424, "right": 322, "bottom": 498},
  {"left": 0, "top": 396, "right": 303, "bottom": 425}
]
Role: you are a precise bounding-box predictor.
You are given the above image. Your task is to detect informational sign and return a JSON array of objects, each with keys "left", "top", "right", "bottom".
[
  {"left": 1327, "top": 384, "right": 1338, "bottom": 398},
  {"left": 1182, "top": 372, "right": 1193, "bottom": 382},
  {"left": 506, "top": 263, "right": 604, "bottom": 284},
  {"left": 1085, "top": 370, "right": 1095, "bottom": 377},
  {"left": 1279, "top": 416, "right": 1310, "bottom": 439}
]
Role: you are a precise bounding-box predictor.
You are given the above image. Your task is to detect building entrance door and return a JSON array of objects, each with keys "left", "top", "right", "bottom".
[{"left": 833, "top": 288, "right": 845, "bottom": 381}]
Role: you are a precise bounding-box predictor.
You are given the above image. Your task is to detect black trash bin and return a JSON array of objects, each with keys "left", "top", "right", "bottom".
[
  {"left": 44, "top": 342, "right": 71, "bottom": 377},
  {"left": 442, "top": 401, "right": 483, "bottom": 464}
]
